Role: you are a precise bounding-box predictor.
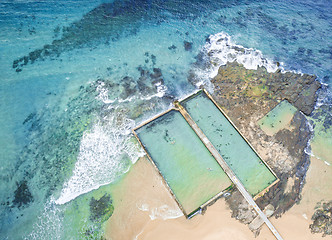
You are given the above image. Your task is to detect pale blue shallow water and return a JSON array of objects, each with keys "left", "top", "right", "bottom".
[{"left": 0, "top": 0, "right": 331, "bottom": 239}]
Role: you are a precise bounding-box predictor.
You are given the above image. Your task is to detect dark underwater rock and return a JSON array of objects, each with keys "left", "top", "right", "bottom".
[
  {"left": 184, "top": 41, "right": 193, "bottom": 51},
  {"left": 22, "top": 112, "right": 36, "bottom": 125},
  {"left": 309, "top": 201, "right": 332, "bottom": 236},
  {"left": 168, "top": 45, "right": 177, "bottom": 51},
  {"left": 150, "top": 68, "right": 162, "bottom": 79},
  {"left": 13, "top": 180, "right": 33, "bottom": 208},
  {"left": 120, "top": 76, "right": 137, "bottom": 100},
  {"left": 136, "top": 66, "right": 164, "bottom": 97},
  {"left": 89, "top": 194, "right": 114, "bottom": 223}
]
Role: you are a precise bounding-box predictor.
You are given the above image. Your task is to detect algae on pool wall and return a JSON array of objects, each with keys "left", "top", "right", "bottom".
[{"left": 135, "top": 109, "right": 231, "bottom": 216}]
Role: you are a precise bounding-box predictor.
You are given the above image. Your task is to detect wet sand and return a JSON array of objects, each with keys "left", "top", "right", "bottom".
[
  {"left": 104, "top": 157, "right": 182, "bottom": 240},
  {"left": 105, "top": 153, "right": 331, "bottom": 240}
]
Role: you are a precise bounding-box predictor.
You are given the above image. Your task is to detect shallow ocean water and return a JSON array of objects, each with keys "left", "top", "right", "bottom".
[{"left": 0, "top": 0, "right": 331, "bottom": 239}]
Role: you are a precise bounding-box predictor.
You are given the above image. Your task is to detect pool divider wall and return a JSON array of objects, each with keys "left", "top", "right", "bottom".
[{"left": 199, "top": 89, "right": 280, "bottom": 199}]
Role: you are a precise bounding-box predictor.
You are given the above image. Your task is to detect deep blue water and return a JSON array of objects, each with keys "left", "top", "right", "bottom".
[{"left": 0, "top": 0, "right": 331, "bottom": 239}]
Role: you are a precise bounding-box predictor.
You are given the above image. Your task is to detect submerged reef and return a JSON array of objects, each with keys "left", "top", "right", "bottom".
[
  {"left": 12, "top": 0, "right": 149, "bottom": 72},
  {"left": 4, "top": 62, "right": 172, "bottom": 226},
  {"left": 12, "top": 0, "right": 257, "bottom": 72},
  {"left": 196, "top": 62, "right": 321, "bottom": 234},
  {"left": 89, "top": 194, "right": 114, "bottom": 223},
  {"left": 13, "top": 180, "right": 33, "bottom": 208}
]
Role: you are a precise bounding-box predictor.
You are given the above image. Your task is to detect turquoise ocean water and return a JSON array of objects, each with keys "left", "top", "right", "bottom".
[{"left": 0, "top": 0, "right": 331, "bottom": 239}]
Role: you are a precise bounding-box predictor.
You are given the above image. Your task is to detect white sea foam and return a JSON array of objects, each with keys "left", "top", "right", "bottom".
[
  {"left": 55, "top": 115, "right": 144, "bottom": 205},
  {"left": 137, "top": 202, "right": 183, "bottom": 220},
  {"left": 96, "top": 78, "right": 167, "bottom": 104},
  {"left": 26, "top": 201, "right": 63, "bottom": 240},
  {"left": 142, "top": 82, "right": 168, "bottom": 100},
  {"left": 139, "top": 85, "right": 168, "bottom": 101},
  {"left": 95, "top": 81, "right": 116, "bottom": 104},
  {"left": 149, "top": 204, "right": 183, "bottom": 220},
  {"left": 314, "top": 85, "right": 332, "bottom": 110},
  {"left": 304, "top": 146, "right": 314, "bottom": 157},
  {"left": 194, "top": 32, "right": 280, "bottom": 89},
  {"left": 137, "top": 203, "right": 150, "bottom": 212}
]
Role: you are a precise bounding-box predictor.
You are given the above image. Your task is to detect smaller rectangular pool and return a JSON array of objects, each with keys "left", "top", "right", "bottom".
[{"left": 258, "top": 100, "right": 297, "bottom": 136}]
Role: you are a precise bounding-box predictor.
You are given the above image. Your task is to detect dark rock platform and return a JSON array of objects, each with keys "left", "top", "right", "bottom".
[{"left": 196, "top": 62, "right": 321, "bottom": 235}]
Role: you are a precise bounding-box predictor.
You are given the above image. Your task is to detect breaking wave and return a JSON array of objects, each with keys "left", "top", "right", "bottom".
[
  {"left": 194, "top": 32, "right": 281, "bottom": 89},
  {"left": 25, "top": 201, "right": 63, "bottom": 240},
  {"left": 55, "top": 114, "right": 145, "bottom": 205}
]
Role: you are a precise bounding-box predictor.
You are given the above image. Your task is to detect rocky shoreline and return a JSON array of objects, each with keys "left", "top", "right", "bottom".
[
  {"left": 310, "top": 201, "right": 332, "bottom": 236},
  {"left": 194, "top": 62, "right": 322, "bottom": 235}
]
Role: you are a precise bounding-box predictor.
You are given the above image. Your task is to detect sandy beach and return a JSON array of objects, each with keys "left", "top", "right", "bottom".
[{"left": 105, "top": 149, "right": 331, "bottom": 240}]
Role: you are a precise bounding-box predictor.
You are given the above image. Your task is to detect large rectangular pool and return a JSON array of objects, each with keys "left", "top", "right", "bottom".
[{"left": 134, "top": 109, "right": 231, "bottom": 216}]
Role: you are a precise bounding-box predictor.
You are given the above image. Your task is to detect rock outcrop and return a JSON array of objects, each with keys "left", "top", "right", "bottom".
[
  {"left": 202, "top": 62, "right": 321, "bottom": 234},
  {"left": 310, "top": 201, "right": 332, "bottom": 236}
]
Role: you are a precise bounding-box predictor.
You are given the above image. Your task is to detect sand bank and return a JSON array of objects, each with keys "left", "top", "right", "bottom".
[
  {"left": 105, "top": 153, "right": 331, "bottom": 240},
  {"left": 105, "top": 157, "right": 182, "bottom": 240}
]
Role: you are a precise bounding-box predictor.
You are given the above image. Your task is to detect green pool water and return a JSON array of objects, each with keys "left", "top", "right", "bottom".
[
  {"left": 135, "top": 110, "right": 231, "bottom": 216},
  {"left": 258, "top": 100, "right": 298, "bottom": 136},
  {"left": 181, "top": 91, "right": 277, "bottom": 196}
]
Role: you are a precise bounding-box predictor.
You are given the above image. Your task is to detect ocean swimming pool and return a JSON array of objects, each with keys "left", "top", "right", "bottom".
[
  {"left": 134, "top": 90, "right": 278, "bottom": 217},
  {"left": 134, "top": 109, "right": 231, "bottom": 217},
  {"left": 181, "top": 90, "right": 277, "bottom": 196},
  {"left": 258, "top": 100, "right": 298, "bottom": 136}
]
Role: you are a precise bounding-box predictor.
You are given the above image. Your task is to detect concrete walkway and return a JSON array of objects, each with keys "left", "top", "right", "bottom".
[{"left": 175, "top": 103, "right": 283, "bottom": 240}]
